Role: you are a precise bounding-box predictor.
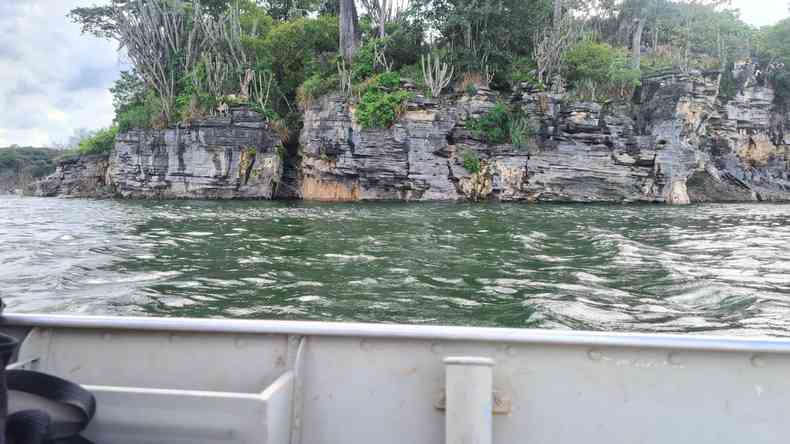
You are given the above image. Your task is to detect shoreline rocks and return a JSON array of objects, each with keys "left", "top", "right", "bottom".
[
  {"left": 35, "top": 108, "right": 284, "bottom": 200},
  {"left": 32, "top": 67, "right": 790, "bottom": 204}
]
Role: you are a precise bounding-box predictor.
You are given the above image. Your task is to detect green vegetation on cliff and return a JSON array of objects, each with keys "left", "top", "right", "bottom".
[
  {"left": 57, "top": 127, "right": 119, "bottom": 161},
  {"left": 68, "top": 0, "right": 790, "bottom": 145}
]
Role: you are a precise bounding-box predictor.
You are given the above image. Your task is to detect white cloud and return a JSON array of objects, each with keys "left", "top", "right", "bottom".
[
  {"left": 0, "top": 1, "right": 126, "bottom": 147},
  {"left": 731, "top": 0, "right": 789, "bottom": 27}
]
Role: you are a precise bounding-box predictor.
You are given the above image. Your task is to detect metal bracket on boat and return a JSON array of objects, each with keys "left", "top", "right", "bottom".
[
  {"left": 433, "top": 388, "right": 511, "bottom": 414},
  {"left": 443, "top": 357, "right": 496, "bottom": 444}
]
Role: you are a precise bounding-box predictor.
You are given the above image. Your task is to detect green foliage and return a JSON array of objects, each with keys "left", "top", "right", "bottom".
[
  {"left": 75, "top": 127, "right": 119, "bottom": 156},
  {"left": 297, "top": 73, "right": 340, "bottom": 107},
  {"left": 596, "top": 0, "right": 754, "bottom": 69},
  {"left": 563, "top": 41, "right": 641, "bottom": 101},
  {"left": 374, "top": 71, "right": 401, "bottom": 89},
  {"left": 355, "top": 90, "right": 413, "bottom": 128},
  {"left": 509, "top": 116, "right": 533, "bottom": 151},
  {"left": 354, "top": 74, "right": 412, "bottom": 128},
  {"left": 349, "top": 34, "right": 422, "bottom": 83},
  {"left": 116, "top": 103, "right": 154, "bottom": 132},
  {"left": 719, "top": 60, "right": 738, "bottom": 102},
  {"left": 110, "top": 71, "right": 147, "bottom": 114},
  {"left": 466, "top": 103, "right": 533, "bottom": 148},
  {"left": 0, "top": 147, "right": 60, "bottom": 180},
  {"left": 261, "top": 15, "right": 339, "bottom": 111},
  {"left": 264, "top": 0, "right": 322, "bottom": 21},
  {"left": 641, "top": 54, "right": 677, "bottom": 74},
  {"left": 509, "top": 57, "right": 542, "bottom": 89},
  {"left": 466, "top": 103, "right": 511, "bottom": 145},
  {"left": 77, "top": 0, "right": 785, "bottom": 141},
  {"left": 461, "top": 150, "right": 481, "bottom": 174},
  {"left": 397, "top": 63, "right": 424, "bottom": 86},
  {"left": 380, "top": 22, "right": 425, "bottom": 70},
  {"left": 110, "top": 70, "right": 160, "bottom": 132},
  {"left": 769, "top": 69, "right": 790, "bottom": 110},
  {"left": 352, "top": 39, "right": 379, "bottom": 82},
  {"left": 411, "top": 0, "right": 552, "bottom": 89}
]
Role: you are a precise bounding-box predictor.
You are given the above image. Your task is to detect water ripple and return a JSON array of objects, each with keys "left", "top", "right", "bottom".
[{"left": 3, "top": 197, "right": 790, "bottom": 335}]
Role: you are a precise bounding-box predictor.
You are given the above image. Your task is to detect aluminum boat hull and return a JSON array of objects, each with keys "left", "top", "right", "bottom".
[{"left": 2, "top": 313, "right": 788, "bottom": 444}]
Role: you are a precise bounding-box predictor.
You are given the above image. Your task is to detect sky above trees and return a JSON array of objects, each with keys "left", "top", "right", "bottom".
[
  {"left": 0, "top": 0, "right": 788, "bottom": 147},
  {"left": 0, "top": 1, "right": 121, "bottom": 147},
  {"left": 731, "top": 0, "right": 788, "bottom": 27}
]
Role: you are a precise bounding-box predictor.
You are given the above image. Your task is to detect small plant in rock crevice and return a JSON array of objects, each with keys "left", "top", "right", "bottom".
[
  {"left": 462, "top": 150, "right": 482, "bottom": 174},
  {"left": 466, "top": 103, "right": 511, "bottom": 145},
  {"left": 466, "top": 103, "right": 533, "bottom": 149}
]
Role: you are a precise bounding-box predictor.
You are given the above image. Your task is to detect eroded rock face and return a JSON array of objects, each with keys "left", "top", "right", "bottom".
[
  {"left": 632, "top": 65, "right": 790, "bottom": 203},
  {"left": 700, "top": 68, "right": 790, "bottom": 202},
  {"left": 298, "top": 90, "right": 530, "bottom": 201},
  {"left": 33, "top": 154, "right": 112, "bottom": 197},
  {"left": 297, "top": 66, "right": 790, "bottom": 204},
  {"left": 110, "top": 108, "right": 283, "bottom": 199},
  {"left": 298, "top": 87, "right": 660, "bottom": 203},
  {"left": 32, "top": 68, "right": 790, "bottom": 203},
  {"left": 519, "top": 97, "right": 660, "bottom": 203}
]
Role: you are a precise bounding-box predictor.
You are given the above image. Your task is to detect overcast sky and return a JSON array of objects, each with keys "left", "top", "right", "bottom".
[
  {"left": 731, "top": 0, "right": 788, "bottom": 27},
  {"left": 0, "top": 1, "right": 124, "bottom": 147},
  {"left": 0, "top": 1, "right": 788, "bottom": 147}
]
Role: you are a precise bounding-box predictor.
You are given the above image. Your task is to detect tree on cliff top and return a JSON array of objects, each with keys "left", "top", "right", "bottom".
[
  {"left": 68, "top": 0, "right": 790, "bottom": 138},
  {"left": 339, "top": 0, "right": 360, "bottom": 61}
]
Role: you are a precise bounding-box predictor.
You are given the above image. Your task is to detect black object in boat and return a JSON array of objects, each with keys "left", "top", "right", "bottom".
[{"left": 0, "top": 333, "right": 96, "bottom": 444}]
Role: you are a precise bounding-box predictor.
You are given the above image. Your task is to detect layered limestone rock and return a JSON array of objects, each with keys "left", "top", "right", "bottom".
[
  {"left": 32, "top": 67, "right": 790, "bottom": 203},
  {"left": 298, "top": 86, "right": 659, "bottom": 203},
  {"left": 111, "top": 108, "right": 283, "bottom": 199},
  {"left": 700, "top": 66, "right": 790, "bottom": 201},
  {"left": 34, "top": 108, "right": 284, "bottom": 199},
  {"left": 298, "top": 89, "right": 530, "bottom": 201},
  {"left": 33, "top": 154, "right": 112, "bottom": 198},
  {"left": 639, "top": 64, "right": 790, "bottom": 203},
  {"left": 296, "top": 65, "right": 790, "bottom": 203},
  {"left": 519, "top": 96, "right": 660, "bottom": 203}
]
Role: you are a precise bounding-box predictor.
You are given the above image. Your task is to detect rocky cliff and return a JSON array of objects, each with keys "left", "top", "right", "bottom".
[
  {"left": 297, "top": 65, "right": 790, "bottom": 203},
  {"left": 297, "top": 84, "right": 662, "bottom": 202},
  {"left": 33, "top": 67, "right": 790, "bottom": 203},
  {"left": 299, "top": 90, "right": 530, "bottom": 201},
  {"left": 35, "top": 108, "right": 284, "bottom": 199},
  {"left": 34, "top": 153, "right": 112, "bottom": 197}
]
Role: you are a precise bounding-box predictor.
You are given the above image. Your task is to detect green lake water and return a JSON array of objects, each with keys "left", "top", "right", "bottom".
[{"left": 2, "top": 195, "right": 790, "bottom": 335}]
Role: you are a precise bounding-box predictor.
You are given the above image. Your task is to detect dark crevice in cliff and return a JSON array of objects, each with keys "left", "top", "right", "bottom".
[{"left": 274, "top": 140, "right": 302, "bottom": 199}]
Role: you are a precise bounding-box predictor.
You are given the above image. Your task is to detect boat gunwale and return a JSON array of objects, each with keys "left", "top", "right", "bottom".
[{"left": 3, "top": 313, "right": 790, "bottom": 354}]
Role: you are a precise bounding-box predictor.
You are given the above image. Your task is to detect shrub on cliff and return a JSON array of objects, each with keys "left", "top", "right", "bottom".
[
  {"left": 75, "top": 127, "right": 119, "bottom": 156},
  {"left": 354, "top": 73, "right": 413, "bottom": 128},
  {"left": 562, "top": 41, "right": 640, "bottom": 101},
  {"left": 111, "top": 72, "right": 160, "bottom": 132},
  {"left": 259, "top": 16, "right": 340, "bottom": 109},
  {"left": 466, "top": 103, "right": 533, "bottom": 148},
  {"left": 467, "top": 103, "right": 511, "bottom": 144},
  {"left": 297, "top": 73, "right": 340, "bottom": 108},
  {"left": 461, "top": 150, "right": 481, "bottom": 174}
]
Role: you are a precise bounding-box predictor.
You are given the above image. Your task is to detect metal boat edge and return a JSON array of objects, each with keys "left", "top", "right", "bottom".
[{"left": 3, "top": 312, "right": 790, "bottom": 353}]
